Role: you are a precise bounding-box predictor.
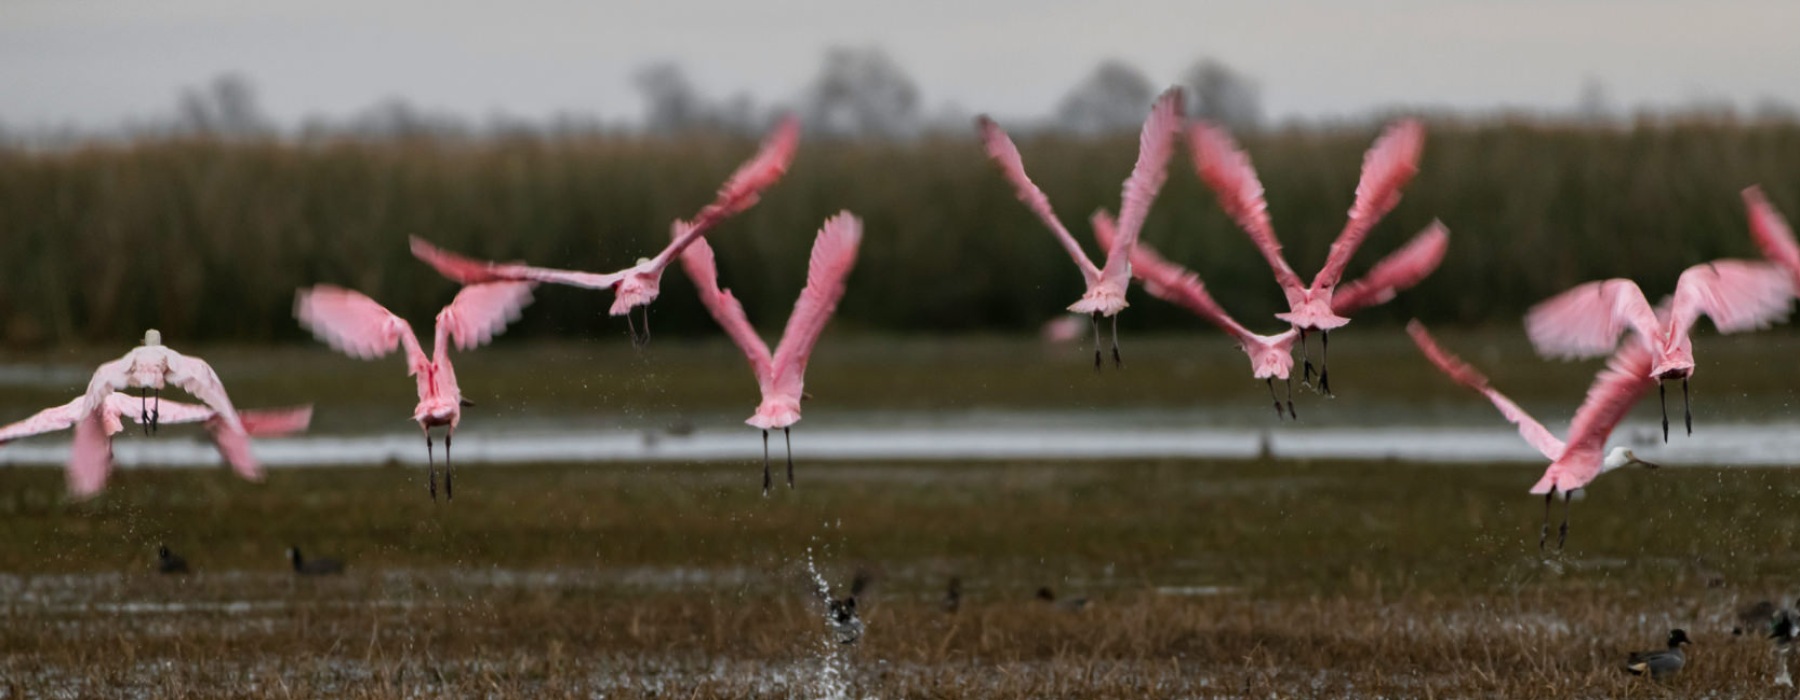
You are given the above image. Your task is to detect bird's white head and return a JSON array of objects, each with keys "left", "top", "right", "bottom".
[
  {"left": 1602, "top": 446, "right": 1660, "bottom": 473},
  {"left": 143, "top": 329, "right": 162, "bottom": 347}
]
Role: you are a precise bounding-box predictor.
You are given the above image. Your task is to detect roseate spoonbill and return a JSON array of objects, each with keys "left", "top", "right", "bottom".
[
  {"left": 1745, "top": 186, "right": 1800, "bottom": 287},
  {"left": 1523, "top": 260, "right": 1793, "bottom": 441},
  {"left": 1407, "top": 321, "right": 1661, "bottom": 550},
  {"left": 294, "top": 282, "right": 532, "bottom": 500},
  {"left": 1624, "top": 629, "right": 1690, "bottom": 678},
  {"left": 977, "top": 87, "right": 1182, "bottom": 370},
  {"left": 81, "top": 329, "right": 245, "bottom": 438},
  {"left": 677, "top": 212, "right": 860, "bottom": 494},
  {"left": 409, "top": 116, "right": 799, "bottom": 346},
  {"left": 1190, "top": 119, "right": 1425, "bottom": 394},
  {"left": 157, "top": 545, "right": 188, "bottom": 574},
  {"left": 0, "top": 392, "right": 311, "bottom": 498},
  {"left": 1094, "top": 210, "right": 1448, "bottom": 418},
  {"left": 287, "top": 546, "right": 344, "bottom": 576}
]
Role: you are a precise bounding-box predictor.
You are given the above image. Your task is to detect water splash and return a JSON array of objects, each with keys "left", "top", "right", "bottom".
[{"left": 801, "top": 547, "right": 854, "bottom": 700}]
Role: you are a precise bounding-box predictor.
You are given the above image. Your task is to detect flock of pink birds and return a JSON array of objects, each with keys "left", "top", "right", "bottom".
[{"left": 7, "top": 86, "right": 1800, "bottom": 548}]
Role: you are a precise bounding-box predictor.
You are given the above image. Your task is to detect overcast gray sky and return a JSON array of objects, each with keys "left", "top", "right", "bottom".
[{"left": 3, "top": 0, "right": 1795, "bottom": 130}]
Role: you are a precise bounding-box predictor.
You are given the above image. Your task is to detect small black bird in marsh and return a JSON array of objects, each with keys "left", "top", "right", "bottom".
[
  {"left": 942, "top": 576, "right": 962, "bottom": 614},
  {"left": 819, "top": 569, "right": 871, "bottom": 645},
  {"left": 286, "top": 546, "right": 344, "bottom": 576},
  {"left": 156, "top": 545, "right": 188, "bottom": 574},
  {"left": 1772, "top": 600, "right": 1799, "bottom": 687},
  {"left": 1624, "top": 629, "right": 1690, "bottom": 679},
  {"left": 1036, "top": 586, "right": 1088, "bottom": 611}
]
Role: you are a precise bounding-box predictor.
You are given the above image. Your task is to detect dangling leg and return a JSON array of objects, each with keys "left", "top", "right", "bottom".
[
  {"left": 637, "top": 307, "right": 652, "bottom": 348},
  {"left": 761, "top": 430, "right": 772, "bottom": 497},
  {"left": 1110, "top": 314, "right": 1122, "bottom": 369},
  {"left": 1659, "top": 382, "right": 1669, "bottom": 443},
  {"left": 1318, "top": 332, "right": 1333, "bottom": 397},
  {"left": 151, "top": 387, "right": 161, "bottom": 433},
  {"left": 1266, "top": 379, "right": 1283, "bottom": 419},
  {"left": 1538, "top": 489, "right": 1553, "bottom": 551},
  {"left": 1089, "top": 312, "right": 1102, "bottom": 372},
  {"left": 784, "top": 427, "right": 795, "bottom": 489},
  {"left": 445, "top": 432, "right": 454, "bottom": 501},
  {"left": 1285, "top": 374, "right": 1297, "bottom": 420},
  {"left": 1299, "top": 330, "right": 1315, "bottom": 388},
  {"left": 425, "top": 431, "right": 438, "bottom": 502},
  {"left": 140, "top": 388, "right": 150, "bottom": 436},
  {"left": 1557, "top": 492, "right": 1572, "bottom": 550},
  {"left": 1683, "top": 378, "right": 1692, "bottom": 436}
]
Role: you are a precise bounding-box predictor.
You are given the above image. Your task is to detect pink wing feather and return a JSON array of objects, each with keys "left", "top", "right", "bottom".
[
  {"left": 1330, "top": 221, "right": 1449, "bottom": 315},
  {"left": 1407, "top": 320, "right": 1565, "bottom": 460},
  {"left": 410, "top": 236, "right": 627, "bottom": 291},
  {"left": 1187, "top": 121, "right": 1303, "bottom": 292},
  {"left": 437, "top": 282, "right": 535, "bottom": 351},
  {"left": 233, "top": 405, "right": 313, "bottom": 436},
  {"left": 1314, "top": 119, "right": 1425, "bottom": 291},
  {"left": 1524, "top": 279, "right": 1661, "bottom": 360},
  {"left": 677, "top": 228, "right": 774, "bottom": 379},
  {"left": 160, "top": 351, "right": 244, "bottom": 434},
  {"left": 67, "top": 411, "right": 112, "bottom": 498},
  {"left": 977, "top": 116, "right": 1101, "bottom": 280},
  {"left": 769, "top": 212, "right": 863, "bottom": 396},
  {"left": 1666, "top": 260, "right": 1795, "bottom": 337},
  {"left": 1099, "top": 88, "right": 1183, "bottom": 287},
  {"left": 1554, "top": 342, "right": 1659, "bottom": 484},
  {"left": 680, "top": 115, "right": 802, "bottom": 236},
  {"left": 1092, "top": 211, "right": 1257, "bottom": 344},
  {"left": 0, "top": 398, "right": 86, "bottom": 445},
  {"left": 295, "top": 285, "right": 430, "bottom": 372},
  {"left": 1745, "top": 186, "right": 1800, "bottom": 281}
]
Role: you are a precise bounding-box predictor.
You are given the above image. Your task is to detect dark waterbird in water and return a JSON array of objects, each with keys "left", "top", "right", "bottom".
[
  {"left": 942, "top": 576, "right": 962, "bottom": 614},
  {"left": 286, "top": 546, "right": 344, "bottom": 576},
  {"left": 1624, "top": 629, "right": 1690, "bottom": 678},
  {"left": 1036, "top": 586, "right": 1088, "bottom": 612},
  {"left": 156, "top": 545, "right": 188, "bottom": 574},
  {"left": 818, "top": 570, "right": 871, "bottom": 645}
]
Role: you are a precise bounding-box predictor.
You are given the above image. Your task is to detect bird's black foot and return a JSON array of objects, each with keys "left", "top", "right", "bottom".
[
  {"left": 1318, "top": 368, "right": 1333, "bottom": 397},
  {"left": 761, "top": 430, "right": 772, "bottom": 497},
  {"left": 784, "top": 427, "right": 795, "bottom": 489}
]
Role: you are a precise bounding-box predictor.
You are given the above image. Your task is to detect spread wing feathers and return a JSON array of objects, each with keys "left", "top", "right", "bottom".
[
  {"left": 977, "top": 116, "right": 1100, "bottom": 280},
  {"left": 1187, "top": 121, "right": 1303, "bottom": 290},
  {"left": 0, "top": 398, "right": 86, "bottom": 444},
  {"left": 770, "top": 213, "right": 863, "bottom": 394},
  {"left": 1667, "top": 260, "right": 1795, "bottom": 336},
  {"left": 1315, "top": 119, "right": 1425, "bottom": 290},
  {"left": 677, "top": 228, "right": 774, "bottom": 378},
  {"left": 1330, "top": 221, "right": 1449, "bottom": 315},
  {"left": 161, "top": 351, "right": 243, "bottom": 434},
  {"left": 233, "top": 406, "right": 314, "bottom": 436},
  {"left": 1562, "top": 342, "right": 1657, "bottom": 462},
  {"left": 682, "top": 115, "right": 802, "bottom": 235},
  {"left": 437, "top": 282, "right": 535, "bottom": 351},
  {"left": 1092, "top": 210, "right": 1255, "bottom": 342},
  {"left": 68, "top": 412, "right": 113, "bottom": 499},
  {"left": 1745, "top": 186, "right": 1800, "bottom": 279},
  {"left": 208, "top": 423, "right": 262, "bottom": 482},
  {"left": 295, "top": 285, "right": 429, "bottom": 373},
  {"left": 408, "top": 236, "right": 627, "bottom": 291},
  {"left": 1524, "top": 279, "right": 1661, "bottom": 360},
  {"left": 1407, "top": 320, "right": 1565, "bottom": 460},
  {"left": 1099, "top": 87, "right": 1183, "bottom": 286}
]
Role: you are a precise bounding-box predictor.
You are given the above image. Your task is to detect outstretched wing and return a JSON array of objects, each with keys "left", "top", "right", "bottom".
[
  {"left": 1524, "top": 279, "right": 1662, "bottom": 360},
  {"left": 1745, "top": 186, "right": 1800, "bottom": 282},
  {"left": 409, "top": 236, "right": 627, "bottom": 291},
  {"left": 161, "top": 350, "right": 244, "bottom": 434},
  {"left": 1667, "top": 259, "right": 1794, "bottom": 338},
  {"left": 770, "top": 212, "right": 863, "bottom": 397},
  {"left": 1187, "top": 121, "right": 1302, "bottom": 292},
  {"left": 67, "top": 411, "right": 112, "bottom": 499},
  {"left": 0, "top": 397, "right": 87, "bottom": 444},
  {"left": 977, "top": 115, "right": 1101, "bottom": 280},
  {"left": 436, "top": 282, "right": 535, "bottom": 351},
  {"left": 677, "top": 225, "right": 774, "bottom": 379},
  {"left": 1099, "top": 88, "right": 1183, "bottom": 288},
  {"left": 1560, "top": 342, "right": 1658, "bottom": 468},
  {"left": 1313, "top": 119, "right": 1425, "bottom": 291},
  {"left": 1407, "top": 320, "right": 1565, "bottom": 460},
  {"left": 1330, "top": 221, "right": 1449, "bottom": 315},
  {"left": 671, "top": 115, "right": 802, "bottom": 247},
  {"left": 294, "top": 285, "right": 429, "bottom": 374},
  {"left": 233, "top": 405, "right": 314, "bottom": 437},
  {"left": 1093, "top": 210, "right": 1256, "bottom": 343}
]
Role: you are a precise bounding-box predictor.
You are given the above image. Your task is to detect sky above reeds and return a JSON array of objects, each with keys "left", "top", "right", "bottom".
[{"left": 2, "top": 0, "right": 1795, "bottom": 129}]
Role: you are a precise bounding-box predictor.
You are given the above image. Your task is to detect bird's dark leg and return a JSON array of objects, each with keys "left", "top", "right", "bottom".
[
  {"left": 1090, "top": 312, "right": 1102, "bottom": 372},
  {"left": 151, "top": 387, "right": 161, "bottom": 434},
  {"left": 1299, "top": 329, "right": 1315, "bottom": 388},
  {"left": 1539, "top": 489, "right": 1553, "bottom": 551},
  {"left": 635, "top": 307, "right": 652, "bottom": 349},
  {"left": 1557, "top": 492, "right": 1572, "bottom": 550},
  {"left": 140, "top": 388, "right": 150, "bottom": 436},
  {"left": 761, "top": 430, "right": 771, "bottom": 497},
  {"left": 445, "top": 432, "right": 454, "bottom": 501},
  {"left": 784, "top": 426, "right": 794, "bottom": 489},
  {"left": 1267, "top": 378, "right": 1283, "bottom": 419},
  {"left": 425, "top": 432, "right": 437, "bottom": 502},
  {"left": 1659, "top": 382, "right": 1669, "bottom": 443},
  {"left": 1285, "top": 374, "right": 1297, "bottom": 420},
  {"left": 1318, "top": 332, "right": 1333, "bottom": 397},
  {"left": 1683, "top": 378, "right": 1692, "bottom": 436},
  {"left": 625, "top": 311, "right": 643, "bottom": 349},
  {"left": 1110, "top": 314, "right": 1122, "bottom": 369}
]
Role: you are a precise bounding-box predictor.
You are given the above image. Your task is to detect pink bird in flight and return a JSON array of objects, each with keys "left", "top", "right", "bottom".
[
  {"left": 1190, "top": 119, "right": 1426, "bottom": 395},
  {"left": 678, "top": 211, "right": 861, "bottom": 495},
  {"left": 977, "top": 87, "right": 1183, "bottom": 370},
  {"left": 1524, "top": 260, "right": 1793, "bottom": 441},
  {"left": 0, "top": 393, "right": 311, "bottom": 498},
  {"left": 81, "top": 329, "right": 246, "bottom": 438},
  {"left": 295, "top": 282, "right": 534, "bottom": 500},
  {"left": 1408, "top": 321, "right": 1661, "bottom": 550},
  {"left": 409, "top": 116, "right": 800, "bottom": 346},
  {"left": 1095, "top": 210, "right": 1448, "bottom": 418}
]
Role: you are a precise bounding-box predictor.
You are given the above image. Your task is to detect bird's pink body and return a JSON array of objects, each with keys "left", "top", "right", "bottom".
[
  {"left": 1409, "top": 321, "right": 1655, "bottom": 495},
  {"left": 0, "top": 393, "right": 311, "bottom": 498},
  {"left": 1189, "top": 119, "right": 1425, "bottom": 332},
  {"left": 978, "top": 88, "right": 1183, "bottom": 318},
  {"left": 409, "top": 116, "right": 799, "bottom": 321}
]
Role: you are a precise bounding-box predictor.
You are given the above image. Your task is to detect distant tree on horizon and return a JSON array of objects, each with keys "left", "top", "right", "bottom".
[{"left": 1055, "top": 60, "right": 1155, "bottom": 135}]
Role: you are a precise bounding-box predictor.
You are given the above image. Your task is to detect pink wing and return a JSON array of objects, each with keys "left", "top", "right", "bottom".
[
  {"left": 1746, "top": 186, "right": 1800, "bottom": 280},
  {"left": 1524, "top": 279, "right": 1662, "bottom": 360},
  {"left": 1187, "top": 121, "right": 1303, "bottom": 292},
  {"left": 437, "top": 282, "right": 535, "bottom": 351},
  {"left": 234, "top": 405, "right": 313, "bottom": 436},
  {"left": 161, "top": 350, "right": 244, "bottom": 434},
  {"left": 1092, "top": 210, "right": 1256, "bottom": 343},
  {"left": 679, "top": 115, "right": 802, "bottom": 238},
  {"left": 1099, "top": 88, "right": 1183, "bottom": 287},
  {"left": 1330, "top": 221, "right": 1449, "bottom": 315},
  {"left": 677, "top": 228, "right": 773, "bottom": 379},
  {"left": 1314, "top": 119, "right": 1425, "bottom": 291},
  {"left": 1666, "top": 259, "right": 1795, "bottom": 338},
  {"left": 206, "top": 423, "right": 261, "bottom": 482},
  {"left": 67, "top": 411, "right": 112, "bottom": 498},
  {"left": 79, "top": 356, "right": 135, "bottom": 420},
  {"left": 0, "top": 397, "right": 87, "bottom": 444},
  {"left": 409, "top": 236, "right": 627, "bottom": 291},
  {"left": 977, "top": 115, "right": 1101, "bottom": 280},
  {"left": 1407, "top": 320, "right": 1565, "bottom": 460},
  {"left": 770, "top": 212, "right": 863, "bottom": 396},
  {"left": 1559, "top": 341, "right": 1659, "bottom": 470},
  {"left": 295, "top": 286, "right": 429, "bottom": 373}
]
